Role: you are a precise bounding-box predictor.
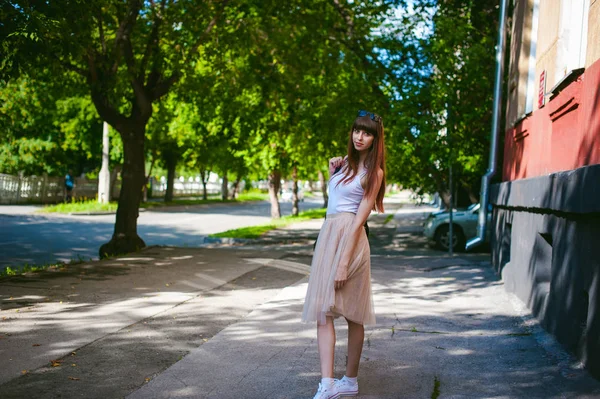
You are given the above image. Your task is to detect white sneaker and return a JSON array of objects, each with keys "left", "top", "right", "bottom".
[
  {"left": 312, "top": 382, "right": 340, "bottom": 399},
  {"left": 334, "top": 376, "right": 359, "bottom": 397}
]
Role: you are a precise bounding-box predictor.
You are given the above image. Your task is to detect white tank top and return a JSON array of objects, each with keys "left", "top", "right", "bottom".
[{"left": 326, "top": 167, "right": 367, "bottom": 215}]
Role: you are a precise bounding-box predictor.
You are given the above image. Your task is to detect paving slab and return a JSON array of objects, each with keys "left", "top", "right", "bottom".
[
  {"left": 0, "top": 247, "right": 308, "bottom": 390},
  {"left": 128, "top": 256, "right": 600, "bottom": 399}
]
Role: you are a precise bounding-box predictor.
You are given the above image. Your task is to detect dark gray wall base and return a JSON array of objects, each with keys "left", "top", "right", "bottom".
[
  {"left": 491, "top": 164, "right": 600, "bottom": 380},
  {"left": 491, "top": 163, "right": 600, "bottom": 214}
]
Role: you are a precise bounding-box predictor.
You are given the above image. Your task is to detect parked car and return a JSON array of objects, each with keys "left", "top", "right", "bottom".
[{"left": 423, "top": 203, "right": 492, "bottom": 251}]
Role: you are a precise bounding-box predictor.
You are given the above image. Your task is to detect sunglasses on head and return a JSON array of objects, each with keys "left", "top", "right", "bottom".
[{"left": 357, "top": 109, "right": 382, "bottom": 123}]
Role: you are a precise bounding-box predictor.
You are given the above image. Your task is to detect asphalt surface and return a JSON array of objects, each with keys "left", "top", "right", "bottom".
[
  {"left": 0, "top": 203, "right": 598, "bottom": 398},
  {"left": 0, "top": 199, "right": 323, "bottom": 270}
]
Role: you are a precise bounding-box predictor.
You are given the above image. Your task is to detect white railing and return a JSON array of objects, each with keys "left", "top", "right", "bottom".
[
  {"left": 0, "top": 173, "right": 121, "bottom": 204},
  {"left": 150, "top": 180, "right": 223, "bottom": 198},
  {"left": 0, "top": 173, "right": 236, "bottom": 204}
]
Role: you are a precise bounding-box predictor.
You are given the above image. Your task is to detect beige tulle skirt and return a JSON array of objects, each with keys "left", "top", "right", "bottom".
[{"left": 301, "top": 212, "right": 376, "bottom": 326}]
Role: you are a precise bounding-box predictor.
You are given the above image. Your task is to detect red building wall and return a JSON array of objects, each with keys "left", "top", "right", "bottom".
[{"left": 503, "top": 58, "right": 600, "bottom": 181}]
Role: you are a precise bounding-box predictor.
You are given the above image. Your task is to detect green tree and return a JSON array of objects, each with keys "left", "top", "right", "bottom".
[
  {"left": 2, "top": 0, "right": 232, "bottom": 256},
  {"left": 386, "top": 0, "right": 499, "bottom": 206},
  {"left": 0, "top": 76, "right": 102, "bottom": 176}
]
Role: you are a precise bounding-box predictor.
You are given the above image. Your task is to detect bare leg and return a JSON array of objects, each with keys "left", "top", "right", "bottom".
[
  {"left": 346, "top": 318, "right": 364, "bottom": 377},
  {"left": 317, "top": 316, "right": 336, "bottom": 377}
]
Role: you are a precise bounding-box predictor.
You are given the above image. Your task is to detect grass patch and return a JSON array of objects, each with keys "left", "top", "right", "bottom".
[
  {"left": 210, "top": 208, "right": 327, "bottom": 239},
  {"left": 236, "top": 191, "right": 270, "bottom": 202},
  {"left": 1, "top": 262, "right": 65, "bottom": 279},
  {"left": 211, "top": 224, "right": 279, "bottom": 239},
  {"left": 0, "top": 255, "right": 90, "bottom": 279},
  {"left": 37, "top": 192, "right": 270, "bottom": 214},
  {"left": 141, "top": 192, "right": 269, "bottom": 208},
  {"left": 140, "top": 198, "right": 229, "bottom": 208},
  {"left": 431, "top": 376, "right": 441, "bottom": 399},
  {"left": 38, "top": 199, "right": 118, "bottom": 214},
  {"left": 383, "top": 214, "right": 394, "bottom": 224}
]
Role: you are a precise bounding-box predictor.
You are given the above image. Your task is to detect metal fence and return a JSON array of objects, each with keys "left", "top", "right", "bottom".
[
  {"left": 0, "top": 173, "right": 121, "bottom": 205},
  {"left": 0, "top": 173, "right": 230, "bottom": 205},
  {"left": 150, "top": 180, "right": 223, "bottom": 198}
]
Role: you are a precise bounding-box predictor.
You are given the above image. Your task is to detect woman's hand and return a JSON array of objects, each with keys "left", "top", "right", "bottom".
[
  {"left": 334, "top": 261, "right": 348, "bottom": 290},
  {"left": 329, "top": 156, "right": 345, "bottom": 176}
]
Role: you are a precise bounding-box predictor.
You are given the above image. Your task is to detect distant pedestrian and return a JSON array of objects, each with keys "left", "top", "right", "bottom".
[
  {"left": 302, "top": 110, "right": 386, "bottom": 398},
  {"left": 65, "top": 169, "right": 74, "bottom": 202}
]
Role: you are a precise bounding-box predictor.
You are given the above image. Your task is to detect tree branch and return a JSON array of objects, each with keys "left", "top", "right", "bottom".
[
  {"left": 330, "top": 0, "right": 354, "bottom": 39},
  {"left": 188, "top": 0, "right": 230, "bottom": 56},
  {"left": 139, "top": 0, "right": 166, "bottom": 81},
  {"left": 89, "top": 84, "right": 128, "bottom": 133},
  {"left": 115, "top": 0, "right": 142, "bottom": 50},
  {"left": 328, "top": 0, "right": 390, "bottom": 108},
  {"left": 112, "top": 0, "right": 142, "bottom": 74},
  {"left": 121, "top": 35, "right": 150, "bottom": 113},
  {"left": 98, "top": 8, "right": 106, "bottom": 55},
  {"left": 142, "top": 1, "right": 230, "bottom": 104},
  {"left": 150, "top": 72, "right": 180, "bottom": 100},
  {"left": 120, "top": 19, "right": 152, "bottom": 119},
  {"left": 121, "top": 36, "right": 137, "bottom": 77},
  {"left": 55, "top": 54, "right": 87, "bottom": 77}
]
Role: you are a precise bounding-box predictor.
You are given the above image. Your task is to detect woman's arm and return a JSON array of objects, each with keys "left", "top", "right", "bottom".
[{"left": 334, "top": 168, "right": 383, "bottom": 290}]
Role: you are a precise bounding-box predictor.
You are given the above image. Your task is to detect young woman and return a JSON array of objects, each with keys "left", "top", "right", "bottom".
[{"left": 302, "top": 110, "right": 386, "bottom": 399}]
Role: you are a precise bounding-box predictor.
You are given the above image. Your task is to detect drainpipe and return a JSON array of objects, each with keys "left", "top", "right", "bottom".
[{"left": 465, "top": 0, "right": 509, "bottom": 251}]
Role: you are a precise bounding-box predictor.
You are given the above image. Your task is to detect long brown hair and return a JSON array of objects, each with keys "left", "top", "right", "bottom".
[{"left": 337, "top": 114, "right": 386, "bottom": 212}]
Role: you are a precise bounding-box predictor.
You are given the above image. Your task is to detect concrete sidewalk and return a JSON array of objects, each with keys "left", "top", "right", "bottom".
[
  {"left": 1, "top": 203, "right": 599, "bottom": 398},
  {"left": 128, "top": 253, "right": 600, "bottom": 399},
  {"left": 0, "top": 247, "right": 310, "bottom": 398}
]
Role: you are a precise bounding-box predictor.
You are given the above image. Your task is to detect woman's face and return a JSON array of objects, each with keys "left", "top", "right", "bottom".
[{"left": 352, "top": 128, "right": 375, "bottom": 152}]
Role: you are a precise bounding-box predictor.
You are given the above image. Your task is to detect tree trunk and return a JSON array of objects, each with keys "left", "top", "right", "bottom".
[
  {"left": 437, "top": 183, "right": 451, "bottom": 209},
  {"left": 99, "top": 126, "right": 146, "bottom": 258},
  {"left": 143, "top": 157, "right": 156, "bottom": 202},
  {"left": 318, "top": 170, "right": 328, "bottom": 209},
  {"left": 268, "top": 170, "right": 281, "bottom": 219},
  {"left": 142, "top": 181, "right": 148, "bottom": 202},
  {"left": 231, "top": 177, "right": 241, "bottom": 199},
  {"left": 463, "top": 181, "right": 479, "bottom": 204},
  {"left": 292, "top": 166, "right": 299, "bottom": 216},
  {"left": 200, "top": 169, "right": 208, "bottom": 200},
  {"left": 221, "top": 170, "right": 229, "bottom": 200},
  {"left": 165, "top": 157, "right": 176, "bottom": 202},
  {"left": 109, "top": 164, "right": 122, "bottom": 201}
]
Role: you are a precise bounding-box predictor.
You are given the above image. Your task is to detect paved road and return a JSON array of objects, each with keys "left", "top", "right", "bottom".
[{"left": 0, "top": 199, "right": 323, "bottom": 270}]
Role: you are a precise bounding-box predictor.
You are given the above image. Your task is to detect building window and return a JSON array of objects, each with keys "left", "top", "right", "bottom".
[
  {"left": 555, "top": 0, "right": 590, "bottom": 83},
  {"left": 525, "top": 0, "right": 540, "bottom": 114}
]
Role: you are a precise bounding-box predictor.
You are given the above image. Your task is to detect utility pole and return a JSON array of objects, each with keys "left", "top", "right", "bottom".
[
  {"left": 98, "top": 122, "right": 111, "bottom": 203},
  {"left": 447, "top": 101, "right": 454, "bottom": 256},
  {"left": 448, "top": 161, "right": 454, "bottom": 256}
]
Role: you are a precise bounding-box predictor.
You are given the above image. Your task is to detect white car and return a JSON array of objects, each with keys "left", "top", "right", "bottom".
[{"left": 423, "top": 203, "right": 492, "bottom": 251}]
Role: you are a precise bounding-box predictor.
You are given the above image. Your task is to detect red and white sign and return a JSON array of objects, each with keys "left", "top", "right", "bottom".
[{"left": 538, "top": 70, "right": 546, "bottom": 108}]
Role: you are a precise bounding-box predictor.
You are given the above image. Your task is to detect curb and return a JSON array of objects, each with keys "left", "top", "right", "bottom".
[
  {"left": 202, "top": 236, "right": 252, "bottom": 245},
  {"left": 68, "top": 209, "right": 148, "bottom": 216}
]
